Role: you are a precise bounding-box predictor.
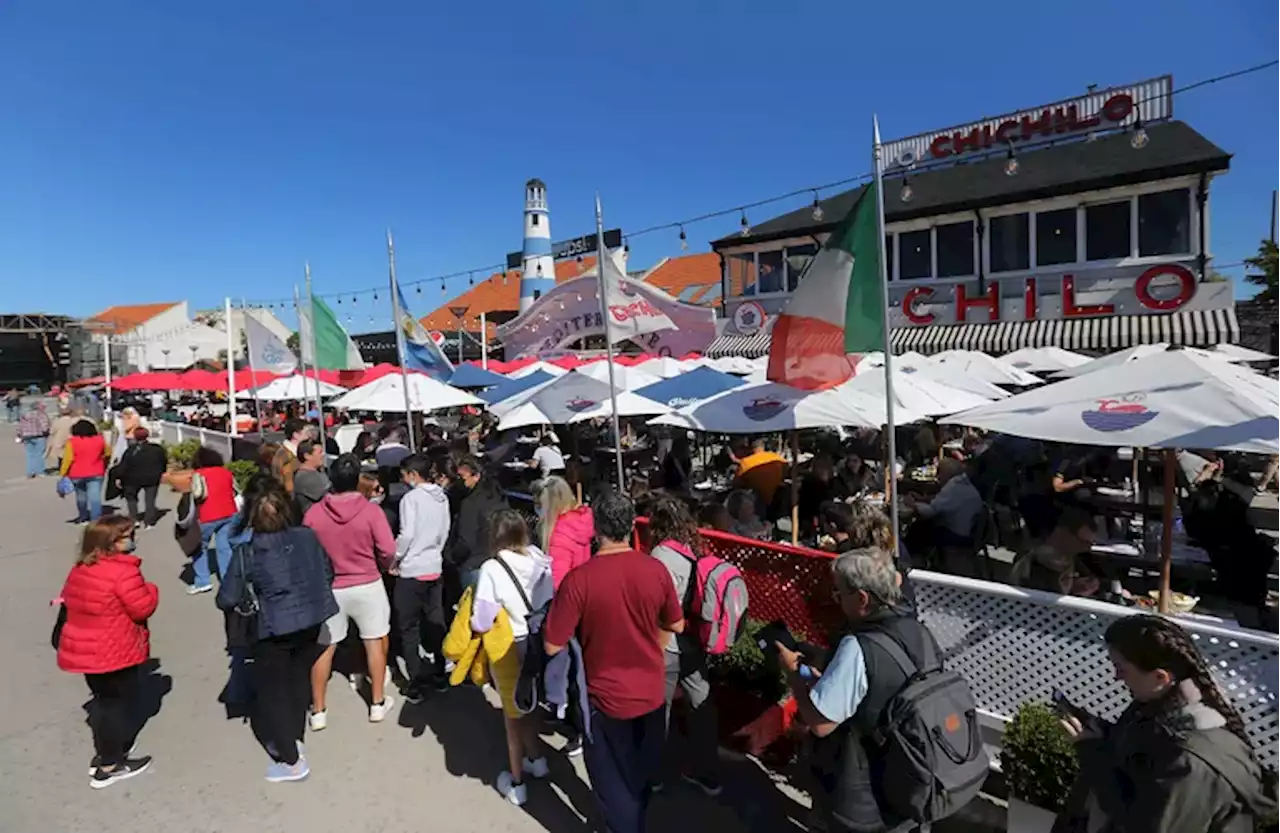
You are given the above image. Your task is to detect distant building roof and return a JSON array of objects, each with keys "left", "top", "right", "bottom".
[
  {"left": 714, "top": 121, "right": 1230, "bottom": 249},
  {"left": 641, "top": 252, "right": 722, "bottom": 307},
  {"left": 419, "top": 258, "right": 596, "bottom": 337},
  {"left": 87, "top": 302, "right": 179, "bottom": 334}
]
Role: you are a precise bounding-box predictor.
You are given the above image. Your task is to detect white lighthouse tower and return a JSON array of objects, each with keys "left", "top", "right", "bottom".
[{"left": 519, "top": 178, "right": 556, "bottom": 313}]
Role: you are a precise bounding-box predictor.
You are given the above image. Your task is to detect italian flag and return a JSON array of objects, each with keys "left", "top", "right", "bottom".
[
  {"left": 766, "top": 183, "right": 885, "bottom": 391},
  {"left": 300, "top": 296, "right": 367, "bottom": 371}
]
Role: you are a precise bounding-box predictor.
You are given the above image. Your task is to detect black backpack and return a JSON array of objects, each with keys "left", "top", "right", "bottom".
[{"left": 858, "top": 630, "right": 989, "bottom": 824}]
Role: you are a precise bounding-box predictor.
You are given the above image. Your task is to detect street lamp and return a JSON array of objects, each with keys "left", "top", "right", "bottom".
[
  {"left": 449, "top": 306, "right": 469, "bottom": 365},
  {"left": 161, "top": 348, "right": 170, "bottom": 369},
  {"left": 188, "top": 345, "right": 198, "bottom": 367}
]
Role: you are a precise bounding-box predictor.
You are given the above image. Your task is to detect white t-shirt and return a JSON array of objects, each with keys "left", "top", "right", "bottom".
[
  {"left": 531, "top": 445, "right": 566, "bottom": 477},
  {"left": 472, "top": 547, "right": 553, "bottom": 639}
]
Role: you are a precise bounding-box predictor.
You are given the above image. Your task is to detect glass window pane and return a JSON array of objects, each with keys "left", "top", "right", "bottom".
[
  {"left": 885, "top": 236, "right": 894, "bottom": 281},
  {"left": 989, "top": 213, "right": 1029, "bottom": 272},
  {"left": 1036, "top": 208, "right": 1077, "bottom": 266},
  {"left": 758, "top": 250, "right": 784, "bottom": 294},
  {"left": 726, "top": 253, "right": 756, "bottom": 296},
  {"left": 1138, "top": 190, "right": 1190, "bottom": 256},
  {"left": 936, "top": 221, "right": 974, "bottom": 277},
  {"left": 1085, "top": 200, "right": 1131, "bottom": 260},
  {"left": 785, "top": 244, "right": 818, "bottom": 291},
  {"left": 899, "top": 229, "right": 932, "bottom": 280}
]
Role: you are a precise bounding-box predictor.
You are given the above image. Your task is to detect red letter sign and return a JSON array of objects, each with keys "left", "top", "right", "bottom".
[
  {"left": 1062, "top": 274, "right": 1115, "bottom": 317},
  {"left": 1134, "top": 264, "right": 1196, "bottom": 311},
  {"left": 902, "top": 287, "right": 935, "bottom": 325},
  {"left": 955, "top": 283, "right": 1000, "bottom": 323},
  {"left": 1024, "top": 277, "right": 1038, "bottom": 320}
]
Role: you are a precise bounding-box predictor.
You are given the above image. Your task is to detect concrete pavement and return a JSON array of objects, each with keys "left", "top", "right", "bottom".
[{"left": 0, "top": 437, "right": 810, "bottom": 833}]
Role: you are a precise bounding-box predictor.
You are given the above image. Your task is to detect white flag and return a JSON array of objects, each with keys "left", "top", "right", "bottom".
[
  {"left": 245, "top": 308, "right": 297, "bottom": 374},
  {"left": 599, "top": 254, "right": 675, "bottom": 344}
]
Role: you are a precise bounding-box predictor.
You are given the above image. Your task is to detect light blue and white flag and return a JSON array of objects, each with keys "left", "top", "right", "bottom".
[{"left": 394, "top": 282, "right": 454, "bottom": 381}]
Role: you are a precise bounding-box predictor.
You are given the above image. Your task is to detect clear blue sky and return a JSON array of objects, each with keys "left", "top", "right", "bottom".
[{"left": 1, "top": 1, "right": 1275, "bottom": 333}]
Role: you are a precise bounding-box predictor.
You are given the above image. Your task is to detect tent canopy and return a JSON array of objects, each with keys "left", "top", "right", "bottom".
[
  {"left": 575, "top": 361, "right": 662, "bottom": 390},
  {"left": 479, "top": 369, "right": 555, "bottom": 405},
  {"left": 237, "top": 374, "right": 346, "bottom": 401},
  {"left": 927, "top": 350, "right": 1042, "bottom": 387},
  {"left": 997, "top": 346, "right": 1092, "bottom": 373},
  {"left": 328, "top": 373, "right": 482, "bottom": 413},
  {"left": 844, "top": 366, "right": 994, "bottom": 417},
  {"left": 634, "top": 366, "right": 747, "bottom": 408},
  {"left": 447, "top": 363, "right": 508, "bottom": 389},
  {"left": 494, "top": 372, "right": 667, "bottom": 430}
]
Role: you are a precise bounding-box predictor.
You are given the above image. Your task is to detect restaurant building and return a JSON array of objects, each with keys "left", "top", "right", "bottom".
[{"left": 707, "top": 76, "right": 1239, "bottom": 358}]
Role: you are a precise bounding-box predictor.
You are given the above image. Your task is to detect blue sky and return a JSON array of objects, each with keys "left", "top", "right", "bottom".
[{"left": 1, "top": 1, "right": 1275, "bottom": 333}]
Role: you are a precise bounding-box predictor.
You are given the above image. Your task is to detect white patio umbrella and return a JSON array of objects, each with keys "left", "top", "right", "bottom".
[
  {"left": 328, "top": 372, "right": 482, "bottom": 413},
  {"left": 1209, "top": 343, "right": 1277, "bottom": 363},
  {"left": 927, "top": 350, "right": 1042, "bottom": 386},
  {"left": 632, "top": 356, "right": 685, "bottom": 379},
  {"left": 902, "top": 362, "right": 1011, "bottom": 399},
  {"left": 997, "top": 346, "right": 1092, "bottom": 373},
  {"left": 708, "top": 355, "right": 758, "bottom": 375},
  {"left": 507, "top": 360, "right": 569, "bottom": 379},
  {"left": 1049, "top": 343, "right": 1173, "bottom": 379},
  {"left": 942, "top": 349, "right": 1279, "bottom": 454},
  {"left": 236, "top": 374, "right": 346, "bottom": 401},
  {"left": 649, "top": 378, "right": 927, "bottom": 433},
  {"left": 845, "top": 366, "right": 995, "bottom": 416},
  {"left": 495, "top": 372, "right": 667, "bottom": 430},
  {"left": 575, "top": 361, "right": 662, "bottom": 390}
]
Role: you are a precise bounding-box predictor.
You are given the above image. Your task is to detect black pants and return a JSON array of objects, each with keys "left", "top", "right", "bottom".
[
  {"left": 393, "top": 577, "right": 445, "bottom": 687},
  {"left": 85, "top": 664, "right": 142, "bottom": 767},
  {"left": 663, "top": 651, "right": 718, "bottom": 779},
  {"left": 254, "top": 625, "right": 320, "bottom": 765},
  {"left": 124, "top": 485, "right": 160, "bottom": 527},
  {"left": 583, "top": 705, "right": 665, "bottom": 833}
]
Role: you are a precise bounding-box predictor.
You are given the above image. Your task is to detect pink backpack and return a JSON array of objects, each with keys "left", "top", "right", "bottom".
[{"left": 660, "top": 540, "right": 749, "bottom": 655}]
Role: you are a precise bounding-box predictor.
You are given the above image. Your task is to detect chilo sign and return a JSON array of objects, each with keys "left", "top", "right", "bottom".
[
  {"left": 899, "top": 264, "right": 1198, "bottom": 326},
  {"left": 929, "top": 93, "right": 1134, "bottom": 160}
]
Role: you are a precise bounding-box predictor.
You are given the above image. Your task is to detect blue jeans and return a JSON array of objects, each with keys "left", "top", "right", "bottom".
[
  {"left": 22, "top": 437, "right": 46, "bottom": 477},
  {"left": 6, "top": 404, "right": 19, "bottom": 423},
  {"left": 73, "top": 477, "right": 103, "bottom": 523},
  {"left": 194, "top": 516, "right": 235, "bottom": 588}
]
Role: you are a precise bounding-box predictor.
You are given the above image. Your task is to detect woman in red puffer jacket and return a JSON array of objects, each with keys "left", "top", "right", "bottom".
[
  {"left": 534, "top": 475, "right": 595, "bottom": 590},
  {"left": 57, "top": 515, "right": 159, "bottom": 789}
]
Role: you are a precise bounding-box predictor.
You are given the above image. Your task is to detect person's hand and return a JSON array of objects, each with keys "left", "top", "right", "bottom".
[
  {"left": 1060, "top": 715, "right": 1101, "bottom": 743},
  {"left": 774, "top": 641, "right": 801, "bottom": 675}
]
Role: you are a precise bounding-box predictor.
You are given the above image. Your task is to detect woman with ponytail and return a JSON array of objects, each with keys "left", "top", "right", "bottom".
[{"left": 1054, "top": 614, "right": 1276, "bottom": 833}]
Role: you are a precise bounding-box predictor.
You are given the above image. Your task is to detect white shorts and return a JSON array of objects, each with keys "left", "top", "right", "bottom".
[{"left": 319, "top": 579, "right": 391, "bottom": 645}]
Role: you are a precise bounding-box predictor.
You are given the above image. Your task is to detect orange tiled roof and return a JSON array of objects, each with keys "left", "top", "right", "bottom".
[
  {"left": 419, "top": 258, "right": 596, "bottom": 337},
  {"left": 641, "top": 252, "right": 721, "bottom": 306},
  {"left": 88, "top": 302, "right": 179, "bottom": 334}
]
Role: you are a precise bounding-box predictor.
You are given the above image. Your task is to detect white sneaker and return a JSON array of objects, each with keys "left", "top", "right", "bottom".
[
  {"left": 496, "top": 770, "right": 528, "bottom": 806},
  {"left": 368, "top": 694, "right": 395, "bottom": 723},
  {"left": 308, "top": 710, "right": 327, "bottom": 732},
  {"left": 522, "top": 756, "right": 549, "bottom": 779}
]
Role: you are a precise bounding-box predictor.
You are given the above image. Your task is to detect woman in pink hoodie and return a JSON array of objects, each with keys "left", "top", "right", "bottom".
[
  {"left": 534, "top": 475, "right": 594, "bottom": 590},
  {"left": 302, "top": 455, "right": 398, "bottom": 726}
]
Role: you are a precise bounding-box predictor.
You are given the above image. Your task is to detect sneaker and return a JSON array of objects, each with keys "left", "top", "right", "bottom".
[
  {"left": 265, "top": 758, "right": 310, "bottom": 783},
  {"left": 186, "top": 583, "right": 213, "bottom": 596},
  {"left": 563, "top": 736, "right": 584, "bottom": 758},
  {"left": 496, "top": 770, "right": 528, "bottom": 806},
  {"left": 368, "top": 694, "right": 395, "bottom": 723},
  {"left": 432, "top": 675, "right": 450, "bottom": 693},
  {"left": 402, "top": 686, "right": 425, "bottom": 705},
  {"left": 308, "top": 710, "right": 327, "bottom": 731},
  {"left": 522, "top": 756, "right": 549, "bottom": 779},
  {"left": 90, "top": 743, "right": 138, "bottom": 775},
  {"left": 90, "top": 756, "right": 152, "bottom": 789},
  {"left": 680, "top": 772, "right": 724, "bottom": 797}
]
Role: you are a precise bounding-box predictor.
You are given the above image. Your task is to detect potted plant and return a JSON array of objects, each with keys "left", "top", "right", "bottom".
[
  {"left": 1001, "top": 702, "right": 1079, "bottom": 833},
  {"left": 706, "top": 618, "right": 803, "bottom": 762}
]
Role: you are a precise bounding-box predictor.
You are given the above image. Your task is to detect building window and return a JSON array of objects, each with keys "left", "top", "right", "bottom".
[
  {"left": 1138, "top": 189, "right": 1191, "bottom": 256},
  {"left": 530, "top": 214, "right": 539, "bottom": 227},
  {"left": 785, "top": 244, "right": 818, "bottom": 291},
  {"left": 936, "top": 221, "right": 974, "bottom": 277},
  {"left": 726, "top": 252, "right": 757, "bottom": 297},
  {"left": 885, "top": 235, "right": 894, "bottom": 281},
  {"left": 1085, "top": 200, "right": 1131, "bottom": 261},
  {"left": 989, "top": 213, "right": 1029, "bottom": 272},
  {"left": 899, "top": 229, "right": 932, "bottom": 280},
  {"left": 1036, "top": 208, "right": 1076, "bottom": 266},
  {"left": 758, "top": 250, "right": 785, "bottom": 294}
]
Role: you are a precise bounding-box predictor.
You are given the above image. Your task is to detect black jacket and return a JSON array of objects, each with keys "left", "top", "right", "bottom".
[
  {"left": 116, "top": 441, "right": 167, "bottom": 489},
  {"left": 446, "top": 477, "right": 509, "bottom": 574}
]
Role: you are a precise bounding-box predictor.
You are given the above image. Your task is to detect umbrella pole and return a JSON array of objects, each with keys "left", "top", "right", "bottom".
[
  {"left": 1158, "top": 449, "right": 1175, "bottom": 614},
  {"left": 790, "top": 431, "right": 800, "bottom": 546}
]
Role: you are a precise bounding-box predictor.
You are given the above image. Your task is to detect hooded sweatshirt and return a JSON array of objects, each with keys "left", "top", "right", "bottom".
[
  {"left": 303, "top": 492, "right": 396, "bottom": 589},
  {"left": 547, "top": 505, "right": 595, "bottom": 590},
  {"left": 395, "top": 482, "right": 451, "bottom": 579}
]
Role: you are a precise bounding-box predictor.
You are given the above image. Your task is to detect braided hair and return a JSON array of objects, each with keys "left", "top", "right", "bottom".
[{"left": 1104, "top": 614, "right": 1253, "bottom": 754}]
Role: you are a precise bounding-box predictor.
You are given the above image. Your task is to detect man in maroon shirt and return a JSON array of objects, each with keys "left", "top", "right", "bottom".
[{"left": 544, "top": 490, "right": 684, "bottom": 833}]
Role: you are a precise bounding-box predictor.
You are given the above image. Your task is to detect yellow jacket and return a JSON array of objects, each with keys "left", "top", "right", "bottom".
[{"left": 443, "top": 586, "right": 522, "bottom": 714}]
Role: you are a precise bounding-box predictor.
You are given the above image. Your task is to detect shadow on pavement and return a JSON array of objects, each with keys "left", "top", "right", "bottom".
[{"left": 79, "top": 657, "right": 173, "bottom": 755}]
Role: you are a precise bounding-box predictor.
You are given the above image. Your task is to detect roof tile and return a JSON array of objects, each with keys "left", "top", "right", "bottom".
[{"left": 88, "top": 302, "right": 179, "bottom": 334}]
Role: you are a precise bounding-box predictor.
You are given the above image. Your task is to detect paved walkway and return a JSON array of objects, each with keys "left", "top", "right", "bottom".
[{"left": 0, "top": 437, "right": 811, "bottom": 833}]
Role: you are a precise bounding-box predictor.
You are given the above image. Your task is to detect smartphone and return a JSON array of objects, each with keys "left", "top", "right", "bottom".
[
  {"left": 756, "top": 620, "right": 798, "bottom": 653},
  {"left": 1051, "top": 689, "right": 1091, "bottom": 723}
]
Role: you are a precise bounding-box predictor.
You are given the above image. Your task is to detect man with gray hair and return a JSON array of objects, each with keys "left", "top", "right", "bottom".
[{"left": 776, "top": 547, "right": 940, "bottom": 832}]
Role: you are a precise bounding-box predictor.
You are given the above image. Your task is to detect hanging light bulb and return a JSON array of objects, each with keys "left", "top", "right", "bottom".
[
  {"left": 678, "top": 225, "right": 688, "bottom": 251},
  {"left": 373, "top": 291, "right": 379, "bottom": 301},
  {"left": 353, "top": 295, "right": 358, "bottom": 305},
  {"left": 1130, "top": 115, "right": 1149, "bottom": 149},
  {"left": 623, "top": 238, "right": 630, "bottom": 255},
  {"left": 1004, "top": 143, "right": 1019, "bottom": 177},
  {"left": 468, "top": 272, "right": 474, "bottom": 286},
  {"left": 899, "top": 177, "right": 914, "bottom": 203},
  {"left": 335, "top": 298, "right": 341, "bottom": 306},
  {"left": 536, "top": 263, "right": 543, "bottom": 276},
  {"left": 415, "top": 285, "right": 421, "bottom": 294},
  {"left": 811, "top": 191, "right": 825, "bottom": 222},
  {"left": 441, "top": 282, "right": 446, "bottom": 295},
  {"left": 739, "top": 211, "right": 750, "bottom": 237}
]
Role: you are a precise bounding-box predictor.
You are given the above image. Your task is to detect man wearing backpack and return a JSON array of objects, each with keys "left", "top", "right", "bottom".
[{"left": 776, "top": 547, "right": 988, "bottom": 833}]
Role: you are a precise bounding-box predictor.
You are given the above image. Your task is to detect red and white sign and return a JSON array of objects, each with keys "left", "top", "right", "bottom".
[{"left": 879, "top": 76, "right": 1172, "bottom": 169}]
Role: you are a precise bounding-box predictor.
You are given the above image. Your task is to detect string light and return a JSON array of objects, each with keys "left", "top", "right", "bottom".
[
  {"left": 678, "top": 225, "right": 688, "bottom": 251},
  {"left": 810, "top": 191, "right": 824, "bottom": 222},
  {"left": 1130, "top": 114, "right": 1149, "bottom": 149},
  {"left": 1003, "top": 143, "right": 1019, "bottom": 177},
  {"left": 899, "top": 177, "right": 914, "bottom": 203},
  {"left": 739, "top": 211, "right": 750, "bottom": 237}
]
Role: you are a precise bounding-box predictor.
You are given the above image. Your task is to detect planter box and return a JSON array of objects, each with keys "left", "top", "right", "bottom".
[
  {"left": 1007, "top": 798, "right": 1057, "bottom": 833},
  {"left": 711, "top": 683, "right": 798, "bottom": 763}
]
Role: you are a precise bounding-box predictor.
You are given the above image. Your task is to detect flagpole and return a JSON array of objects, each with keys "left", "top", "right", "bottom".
[
  {"left": 304, "top": 263, "right": 326, "bottom": 441},
  {"left": 479, "top": 311, "right": 488, "bottom": 370},
  {"left": 872, "top": 115, "right": 901, "bottom": 548},
  {"left": 293, "top": 284, "right": 314, "bottom": 431},
  {"left": 225, "top": 297, "right": 238, "bottom": 437},
  {"left": 387, "top": 230, "right": 417, "bottom": 452},
  {"left": 241, "top": 298, "right": 266, "bottom": 435},
  {"left": 594, "top": 195, "right": 626, "bottom": 491}
]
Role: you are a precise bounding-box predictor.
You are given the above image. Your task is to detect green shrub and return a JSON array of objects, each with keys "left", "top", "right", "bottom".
[
  {"left": 163, "top": 439, "right": 202, "bottom": 470},
  {"left": 226, "top": 460, "right": 258, "bottom": 494},
  {"left": 707, "top": 618, "right": 806, "bottom": 704},
  {"left": 1001, "top": 702, "right": 1079, "bottom": 811}
]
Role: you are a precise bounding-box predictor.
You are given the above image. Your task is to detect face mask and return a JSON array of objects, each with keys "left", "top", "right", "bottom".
[{"left": 120, "top": 536, "right": 137, "bottom": 554}]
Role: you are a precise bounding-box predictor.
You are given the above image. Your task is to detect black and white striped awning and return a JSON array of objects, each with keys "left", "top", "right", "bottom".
[
  {"left": 891, "top": 308, "right": 1239, "bottom": 355},
  {"left": 705, "top": 331, "right": 773, "bottom": 358}
]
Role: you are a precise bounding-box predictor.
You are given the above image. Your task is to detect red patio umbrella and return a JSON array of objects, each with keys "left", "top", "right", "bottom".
[
  {"left": 176, "top": 369, "right": 226, "bottom": 392},
  {"left": 112, "top": 371, "right": 184, "bottom": 391},
  {"left": 503, "top": 357, "right": 538, "bottom": 373},
  {"left": 355, "top": 363, "right": 409, "bottom": 385},
  {"left": 549, "top": 355, "right": 587, "bottom": 370},
  {"left": 68, "top": 376, "right": 106, "bottom": 389},
  {"left": 234, "top": 369, "right": 280, "bottom": 390}
]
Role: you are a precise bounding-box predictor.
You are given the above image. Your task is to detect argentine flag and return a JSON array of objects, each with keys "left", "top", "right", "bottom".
[{"left": 394, "top": 283, "right": 455, "bottom": 381}]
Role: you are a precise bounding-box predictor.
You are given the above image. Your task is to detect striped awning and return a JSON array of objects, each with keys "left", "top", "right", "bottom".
[
  {"left": 891, "top": 308, "right": 1239, "bottom": 355},
  {"left": 706, "top": 331, "right": 772, "bottom": 358}
]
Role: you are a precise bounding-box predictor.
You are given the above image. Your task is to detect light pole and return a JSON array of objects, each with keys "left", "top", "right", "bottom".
[
  {"left": 161, "top": 348, "right": 170, "bottom": 369},
  {"left": 188, "top": 345, "right": 198, "bottom": 367}
]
